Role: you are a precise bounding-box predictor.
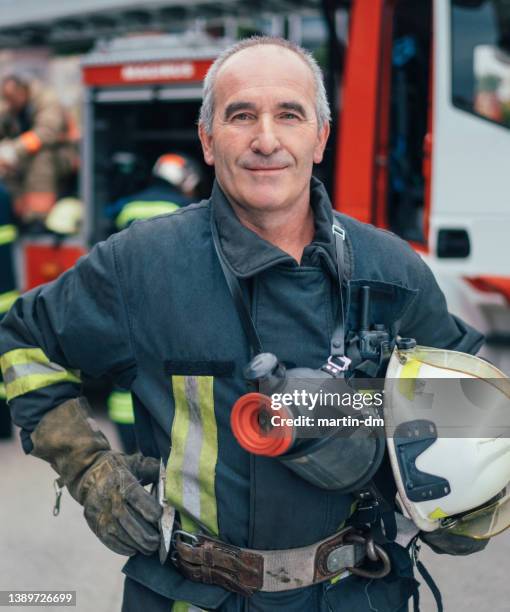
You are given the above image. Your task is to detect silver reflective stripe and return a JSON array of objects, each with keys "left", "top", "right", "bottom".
[
  {"left": 181, "top": 377, "right": 203, "bottom": 519},
  {"left": 3, "top": 360, "right": 67, "bottom": 385},
  {"left": 165, "top": 375, "right": 218, "bottom": 535}
]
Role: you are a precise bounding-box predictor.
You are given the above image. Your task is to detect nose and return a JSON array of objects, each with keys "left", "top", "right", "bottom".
[{"left": 250, "top": 115, "right": 281, "bottom": 156}]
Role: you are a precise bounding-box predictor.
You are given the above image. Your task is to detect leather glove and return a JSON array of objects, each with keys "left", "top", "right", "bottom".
[
  {"left": 31, "top": 397, "right": 162, "bottom": 556},
  {"left": 420, "top": 529, "right": 490, "bottom": 556}
]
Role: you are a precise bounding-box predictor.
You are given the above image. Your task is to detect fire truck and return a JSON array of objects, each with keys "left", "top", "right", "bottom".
[{"left": 1, "top": 0, "right": 510, "bottom": 362}]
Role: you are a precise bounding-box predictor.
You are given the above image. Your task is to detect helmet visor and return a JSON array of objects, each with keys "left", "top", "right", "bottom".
[{"left": 445, "top": 487, "right": 510, "bottom": 539}]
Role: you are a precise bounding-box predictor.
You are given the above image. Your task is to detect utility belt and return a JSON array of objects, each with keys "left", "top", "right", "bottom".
[
  {"left": 154, "top": 462, "right": 392, "bottom": 597},
  {"left": 170, "top": 524, "right": 390, "bottom": 596}
]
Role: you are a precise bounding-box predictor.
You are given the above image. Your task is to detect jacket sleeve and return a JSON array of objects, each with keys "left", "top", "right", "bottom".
[
  {"left": 0, "top": 234, "right": 136, "bottom": 453},
  {"left": 399, "top": 252, "right": 484, "bottom": 355}
]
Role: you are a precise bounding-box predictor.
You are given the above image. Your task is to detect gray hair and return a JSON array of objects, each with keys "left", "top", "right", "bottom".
[{"left": 199, "top": 36, "right": 331, "bottom": 134}]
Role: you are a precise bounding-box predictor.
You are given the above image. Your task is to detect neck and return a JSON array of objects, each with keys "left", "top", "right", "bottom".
[{"left": 229, "top": 192, "right": 315, "bottom": 263}]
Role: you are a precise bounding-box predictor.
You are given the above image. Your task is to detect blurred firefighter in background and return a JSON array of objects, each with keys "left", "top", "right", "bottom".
[
  {"left": 0, "top": 74, "right": 79, "bottom": 226},
  {"left": 106, "top": 152, "right": 203, "bottom": 452},
  {"left": 0, "top": 181, "right": 19, "bottom": 439}
]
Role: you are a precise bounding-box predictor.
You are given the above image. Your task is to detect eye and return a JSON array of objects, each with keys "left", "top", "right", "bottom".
[
  {"left": 232, "top": 112, "right": 254, "bottom": 122},
  {"left": 279, "top": 112, "right": 301, "bottom": 121}
]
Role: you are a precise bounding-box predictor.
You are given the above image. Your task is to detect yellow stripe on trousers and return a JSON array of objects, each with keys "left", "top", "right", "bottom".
[{"left": 165, "top": 375, "right": 219, "bottom": 536}]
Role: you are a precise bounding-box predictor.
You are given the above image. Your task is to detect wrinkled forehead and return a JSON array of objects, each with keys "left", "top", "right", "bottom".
[{"left": 214, "top": 45, "right": 316, "bottom": 107}]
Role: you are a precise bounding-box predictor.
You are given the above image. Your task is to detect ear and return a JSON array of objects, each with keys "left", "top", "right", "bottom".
[
  {"left": 313, "top": 122, "right": 330, "bottom": 164},
  {"left": 198, "top": 122, "right": 215, "bottom": 166}
]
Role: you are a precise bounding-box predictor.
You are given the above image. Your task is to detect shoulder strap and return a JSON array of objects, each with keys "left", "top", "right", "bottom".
[
  {"left": 210, "top": 215, "right": 263, "bottom": 356},
  {"left": 331, "top": 223, "right": 346, "bottom": 359}
]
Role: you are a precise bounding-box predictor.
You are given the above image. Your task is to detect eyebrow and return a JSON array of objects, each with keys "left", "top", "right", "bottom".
[
  {"left": 223, "top": 100, "right": 309, "bottom": 120},
  {"left": 279, "top": 102, "right": 308, "bottom": 117},
  {"left": 224, "top": 101, "right": 257, "bottom": 120}
]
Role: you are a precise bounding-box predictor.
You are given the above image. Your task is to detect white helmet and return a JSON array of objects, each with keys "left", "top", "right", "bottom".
[
  {"left": 384, "top": 341, "right": 510, "bottom": 539},
  {"left": 152, "top": 153, "right": 201, "bottom": 194}
]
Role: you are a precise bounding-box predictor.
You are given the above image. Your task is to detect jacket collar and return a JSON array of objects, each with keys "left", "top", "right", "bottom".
[{"left": 211, "top": 176, "right": 339, "bottom": 279}]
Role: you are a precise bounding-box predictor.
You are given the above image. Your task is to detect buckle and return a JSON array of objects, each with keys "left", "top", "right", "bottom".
[
  {"left": 332, "top": 224, "right": 345, "bottom": 240},
  {"left": 172, "top": 529, "right": 200, "bottom": 548},
  {"left": 323, "top": 355, "right": 352, "bottom": 377},
  {"left": 170, "top": 529, "right": 201, "bottom": 565},
  {"left": 343, "top": 531, "right": 392, "bottom": 579}
]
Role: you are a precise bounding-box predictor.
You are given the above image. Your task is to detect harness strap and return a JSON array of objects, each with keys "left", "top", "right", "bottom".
[
  {"left": 330, "top": 223, "right": 346, "bottom": 359},
  {"left": 413, "top": 558, "right": 444, "bottom": 612}
]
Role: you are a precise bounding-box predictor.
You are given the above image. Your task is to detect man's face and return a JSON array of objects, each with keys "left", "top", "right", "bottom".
[
  {"left": 1, "top": 80, "right": 28, "bottom": 114},
  {"left": 199, "top": 45, "right": 330, "bottom": 215}
]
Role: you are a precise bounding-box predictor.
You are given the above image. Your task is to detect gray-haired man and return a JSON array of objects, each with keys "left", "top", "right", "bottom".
[{"left": 0, "top": 37, "right": 483, "bottom": 611}]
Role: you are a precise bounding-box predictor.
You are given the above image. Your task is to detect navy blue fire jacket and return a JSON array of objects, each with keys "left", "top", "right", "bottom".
[{"left": 0, "top": 177, "right": 483, "bottom": 611}]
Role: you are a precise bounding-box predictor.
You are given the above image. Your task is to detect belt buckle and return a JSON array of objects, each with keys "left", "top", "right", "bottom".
[
  {"left": 172, "top": 529, "right": 200, "bottom": 548},
  {"left": 170, "top": 529, "right": 202, "bottom": 565}
]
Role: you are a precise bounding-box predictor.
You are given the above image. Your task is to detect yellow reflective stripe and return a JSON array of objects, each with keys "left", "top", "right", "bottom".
[
  {"left": 1, "top": 348, "right": 48, "bottom": 369},
  {"left": 166, "top": 376, "right": 189, "bottom": 525},
  {"left": 0, "top": 382, "right": 6, "bottom": 400},
  {"left": 0, "top": 290, "right": 19, "bottom": 314},
  {"left": 107, "top": 390, "right": 135, "bottom": 424},
  {"left": 0, "top": 348, "right": 80, "bottom": 401},
  {"left": 166, "top": 376, "right": 219, "bottom": 536},
  {"left": 171, "top": 602, "right": 206, "bottom": 612},
  {"left": 197, "top": 376, "right": 218, "bottom": 534},
  {"left": 115, "top": 201, "right": 180, "bottom": 229},
  {"left": 4, "top": 371, "right": 80, "bottom": 401},
  {"left": 0, "top": 224, "right": 17, "bottom": 246}
]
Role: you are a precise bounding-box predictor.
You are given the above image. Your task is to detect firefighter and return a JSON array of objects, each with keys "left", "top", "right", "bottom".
[
  {"left": 108, "top": 152, "right": 202, "bottom": 231},
  {"left": 0, "top": 180, "right": 18, "bottom": 439},
  {"left": 0, "top": 37, "right": 487, "bottom": 612},
  {"left": 0, "top": 74, "right": 78, "bottom": 225},
  {"left": 106, "top": 153, "right": 203, "bottom": 453}
]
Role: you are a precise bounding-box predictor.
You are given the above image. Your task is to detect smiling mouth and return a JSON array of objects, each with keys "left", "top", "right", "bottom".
[{"left": 246, "top": 167, "right": 287, "bottom": 172}]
